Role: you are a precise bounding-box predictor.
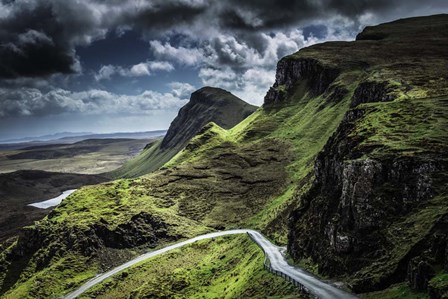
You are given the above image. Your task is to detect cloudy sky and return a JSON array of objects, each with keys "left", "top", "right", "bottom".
[{"left": 0, "top": 0, "right": 447, "bottom": 141}]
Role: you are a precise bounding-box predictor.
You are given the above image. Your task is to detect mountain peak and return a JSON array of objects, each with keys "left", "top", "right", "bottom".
[
  {"left": 110, "top": 86, "right": 257, "bottom": 178},
  {"left": 161, "top": 87, "right": 257, "bottom": 150}
]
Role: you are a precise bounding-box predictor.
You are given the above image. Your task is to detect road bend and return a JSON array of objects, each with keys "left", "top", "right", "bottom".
[{"left": 64, "top": 229, "right": 358, "bottom": 299}]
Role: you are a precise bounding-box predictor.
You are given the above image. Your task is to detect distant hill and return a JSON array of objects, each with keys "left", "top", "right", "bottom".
[
  {"left": 110, "top": 87, "right": 257, "bottom": 178},
  {"left": 0, "top": 130, "right": 166, "bottom": 149},
  {"left": 0, "top": 131, "right": 166, "bottom": 152}
]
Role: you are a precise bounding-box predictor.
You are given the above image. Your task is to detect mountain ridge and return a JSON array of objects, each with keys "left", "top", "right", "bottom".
[
  {"left": 0, "top": 14, "right": 447, "bottom": 299},
  {"left": 110, "top": 86, "right": 257, "bottom": 178}
]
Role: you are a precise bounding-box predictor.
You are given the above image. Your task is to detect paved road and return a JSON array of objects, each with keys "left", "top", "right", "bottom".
[
  {"left": 64, "top": 229, "right": 358, "bottom": 299},
  {"left": 247, "top": 230, "right": 358, "bottom": 299}
]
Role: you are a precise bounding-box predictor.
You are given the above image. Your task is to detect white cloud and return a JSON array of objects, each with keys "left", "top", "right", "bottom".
[
  {"left": 0, "top": 84, "right": 195, "bottom": 117},
  {"left": 129, "top": 63, "right": 151, "bottom": 76},
  {"left": 167, "top": 82, "right": 196, "bottom": 98},
  {"left": 150, "top": 40, "right": 204, "bottom": 66},
  {"left": 94, "top": 61, "right": 174, "bottom": 81},
  {"left": 147, "top": 61, "right": 175, "bottom": 72},
  {"left": 94, "top": 65, "right": 117, "bottom": 81}
]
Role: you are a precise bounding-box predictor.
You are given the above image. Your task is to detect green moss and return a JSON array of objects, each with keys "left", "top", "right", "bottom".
[
  {"left": 108, "top": 140, "right": 180, "bottom": 178},
  {"left": 351, "top": 195, "right": 448, "bottom": 289},
  {"left": 3, "top": 254, "right": 98, "bottom": 299},
  {"left": 353, "top": 96, "right": 448, "bottom": 158},
  {"left": 164, "top": 122, "right": 231, "bottom": 168},
  {"left": 81, "top": 235, "right": 300, "bottom": 299},
  {"left": 47, "top": 178, "right": 212, "bottom": 237},
  {"left": 428, "top": 272, "right": 448, "bottom": 297},
  {"left": 429, "top": 272, "right": 448, "bottom": 289}
]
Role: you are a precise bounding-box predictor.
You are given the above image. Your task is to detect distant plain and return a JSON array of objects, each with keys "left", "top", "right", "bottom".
[{"left": 0, "top": 138, "right": 155, "bottom": 174}]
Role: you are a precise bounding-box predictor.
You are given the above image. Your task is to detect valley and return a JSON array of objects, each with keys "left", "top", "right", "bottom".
[
  {"left": 0, "top": 14, "right": 447, "bottom": 299},
  {"left": 0, "top": 138, "right": 157, "bottom": 175}
]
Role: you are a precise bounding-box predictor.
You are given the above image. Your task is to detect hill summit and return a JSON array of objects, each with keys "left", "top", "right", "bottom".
[
  {"left": 161, "top": 87, "right": 257, "bottom": 150},
  {"left": 110, "top": 86, "right": 257, "bottom": 178}
]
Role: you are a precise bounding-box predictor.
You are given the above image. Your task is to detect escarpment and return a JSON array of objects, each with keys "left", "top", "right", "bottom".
[
  {"left": 264, "top": 58, "right": 340, "bottom": 105},
  {"left": 1, "top": 14, "right": 448, "bottom": 299},
  {"left": 287, "top": 14, "right": 448, "bottom": 297}
]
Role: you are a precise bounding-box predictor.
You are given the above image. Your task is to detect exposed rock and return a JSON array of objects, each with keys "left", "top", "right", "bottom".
[
  {"left": 111, "top": 87, "right": 257, "bottom": 178},
  {"left": 264, "top": 58, "right": 340, "bottom": 105},
  {"left": 161, "top": 87, "right": 257, "bottom": 150},
  {"left": 286, "top": 14, "right": 448, "bottom": 295},
  {"left": 408, "top": 257, "right": 435, "bottom": 291},
  {"left": 350, "top": 81, "right": 395, "bottom": 108},
  {"left": 288, "top": 98, "right": 446, "bottom": 286},
  {"left": 92, "top": 212, "right": 172, "bottom": 249}
]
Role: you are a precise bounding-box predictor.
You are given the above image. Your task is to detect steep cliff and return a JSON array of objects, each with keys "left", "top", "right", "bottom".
[
  {"left": 161, "top": 87, "right": 257, "bottom": 150},
  {"left": 1, "top": 15, "right": 447, "bottom": 299},
  {"left": 110, "top": 87, "right": 257, "bottom": 178},
  {"left": 287, "top": 14, "right": 448, "bottom": 297}
]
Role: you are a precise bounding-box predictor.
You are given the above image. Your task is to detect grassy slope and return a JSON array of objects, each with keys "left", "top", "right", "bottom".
[
  {"left": 0, "top": 80, "right": 352, "bottom": 297},
  {"left": 0, "top": 60, "right": 356, "bottom": 298},
  {"left": 110, "top": 87, "right": 257, "bottom": 179},
  {"left": 108, "top": 140, "right": 180, "bottom": 178},
  {"left": 82, "top": 235, "right": 299, "bottom": 299},
  {"left": 5, "top": 15, "right": 445, "bottom": 299},
  {"left": 286, "top": 15, "right": 448, "bottom": 297}
]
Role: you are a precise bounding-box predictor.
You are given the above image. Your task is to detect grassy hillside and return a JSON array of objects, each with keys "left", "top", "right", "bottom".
[
  {"left": 1, "top": 15, "right": 447, "bottom": 299},
  {"left": 82, "top": 235, "right": 299, "bottom": 299},
  {"left": 0, "top": 66, "right": 351, "bottom": 297},
  {"left": 109, "top": 87, "right": 257, "bottom": 178},
  {"left": 287, "top": 14, "right": 448, "bottom": 297}
]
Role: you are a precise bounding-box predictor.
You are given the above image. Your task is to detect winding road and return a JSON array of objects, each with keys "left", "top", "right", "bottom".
[{"left": 64, "top": 229, "right": 358, "bottom": 299}]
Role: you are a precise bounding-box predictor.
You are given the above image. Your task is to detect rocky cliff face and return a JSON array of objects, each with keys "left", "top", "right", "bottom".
[
  {"left": 161, "top": 87, "right": 257, "bottom": 150},
  {"left": 264, "top": 58, "right": 340, "bottom": 105},
  {"left": 286, "top": 15, "right": 448, "bottom": 297}
]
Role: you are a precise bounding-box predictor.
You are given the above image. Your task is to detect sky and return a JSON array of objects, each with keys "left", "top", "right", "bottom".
[{"left": 0, "top": 0, "right": 447, "bottom": 141}]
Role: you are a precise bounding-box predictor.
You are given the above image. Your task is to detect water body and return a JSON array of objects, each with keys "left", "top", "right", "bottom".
[{"left": 28, "top": 189, "right": 77, "bottom": 209}]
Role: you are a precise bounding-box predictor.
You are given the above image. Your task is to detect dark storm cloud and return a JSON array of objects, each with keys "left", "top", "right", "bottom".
[
  {"left": 0, "top": 1, "right": 74, "bottom": 78},
  {"left": 1, "top": 0, "right": 447, "bottom": 79},
  {"left": 0, "top": 0, "right": 109, "bottom": 78},
  {"left": 128, "top": 0, "right": 209, "bottom": 31}
]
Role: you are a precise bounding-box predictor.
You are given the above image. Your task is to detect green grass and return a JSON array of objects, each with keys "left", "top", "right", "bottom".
[
  {"left": 428, "top": 272, "right": 448, "bottom": 298},
  {"left": 164, "top": 122, "right": 231, "bottom": 168},
  {"left": 48, "top": 178, "right": 212, "bottom": 237},
  {"left": 353, "top": 96, "right": 448, "bottom": 158},
  {"left": 108, "top": 140, "right": 180, "bottom": 178},
  {"left": 2, "top": 254, "right": 99, "bottom": 299},
  {"left": 81, "top": 235, "right": 300, "bottom": 299},
  {"left": 0, "top": 50, "right": 356, "bottom": 298},
  {"left": 6, "top": 16, "right": 448, "bottom": 298}
]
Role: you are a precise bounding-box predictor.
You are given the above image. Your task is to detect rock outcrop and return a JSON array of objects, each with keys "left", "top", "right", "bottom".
[
  {"left": 286, "top": 14, "right": 448, "bottom": 296},
  {"left": 110, "top": 87, "right": 257, "bottom": 178},
  {"left": 264, "top": 58, "right": 339, "bottom": 105},
  {"left": 161, "top": 87, "right": 257, "bottom": 150}
]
